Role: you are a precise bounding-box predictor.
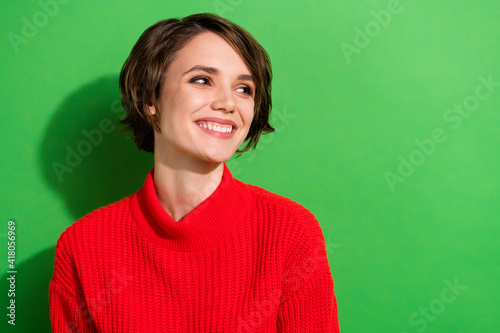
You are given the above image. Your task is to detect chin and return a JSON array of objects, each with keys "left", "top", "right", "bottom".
[
  {"left": 196, "top": 148, "right": 235, "bottom": 164},
  {"left": 203, "top": 153, "right": 233, "bottom": 164}
]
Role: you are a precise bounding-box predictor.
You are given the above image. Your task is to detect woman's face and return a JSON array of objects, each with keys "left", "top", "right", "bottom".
[{"left": 149, "top": 31, "right": 256, "bottom": 165}]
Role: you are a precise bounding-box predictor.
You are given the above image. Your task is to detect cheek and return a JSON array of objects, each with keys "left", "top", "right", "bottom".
[
  {"left": 161, "top": 93, "right": 201, "bottom": 122},
  {"left": 243, "top": 102, "right": 256, "bottom": 125},
  {"left": 173, "top": 90, "right": 208, "bottom": 116}
]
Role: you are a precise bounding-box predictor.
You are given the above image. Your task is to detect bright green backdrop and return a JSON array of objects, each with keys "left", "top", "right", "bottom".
[{"left": 1, "top": 0, "right": 499, "bottom": 332}]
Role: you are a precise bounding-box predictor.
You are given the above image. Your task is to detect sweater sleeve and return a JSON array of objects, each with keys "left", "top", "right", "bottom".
[
  {"left": 49, "top": 280, "right": 97, "bottom": 332},
  {"left": 49, "top": 229, "right": 97, "bottom": 333},
  {"left": 276, "top": 207, "right": 340, "bottom": 332}
]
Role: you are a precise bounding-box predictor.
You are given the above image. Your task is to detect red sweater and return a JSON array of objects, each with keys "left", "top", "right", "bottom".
[{"left": 49, "top": 163, "right": 340, "bottom": 332}]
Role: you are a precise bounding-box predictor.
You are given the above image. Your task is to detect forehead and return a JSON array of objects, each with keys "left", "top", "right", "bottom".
[{"left": 168, "top": 31, "right": 250, "bottom": 74}]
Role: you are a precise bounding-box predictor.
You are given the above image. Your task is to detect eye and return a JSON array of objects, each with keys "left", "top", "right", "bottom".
[
  {"left": 190, "top": 76, "right": 211, "bottom": 85},
  {"left": 236, "top": 85, "right": 254, "bottom": 96}
]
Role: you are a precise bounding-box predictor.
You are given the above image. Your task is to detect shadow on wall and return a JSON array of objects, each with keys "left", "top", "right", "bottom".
[
  {"left": 39, "top": 75, "right": 153, "bottom": 220},
  {"left": 23, "top": 76, "right": 153, "bottom": 332},
  {"left": 1, "top": 248, "right": 55, "bottom": 332}
]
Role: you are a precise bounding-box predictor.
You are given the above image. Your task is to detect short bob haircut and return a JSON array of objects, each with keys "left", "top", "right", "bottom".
[{"left": 119, "top": 13, "right": 275, "bottom": 156}]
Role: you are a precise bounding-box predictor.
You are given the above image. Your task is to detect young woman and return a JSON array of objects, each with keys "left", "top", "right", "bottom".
[{"left": 49, "top": 13, "right": 340, "bottom": 332}]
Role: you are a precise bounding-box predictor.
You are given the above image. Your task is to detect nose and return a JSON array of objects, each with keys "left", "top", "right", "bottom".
[{"left": 211, "top": 84, "right": 236, "bottom": 113}]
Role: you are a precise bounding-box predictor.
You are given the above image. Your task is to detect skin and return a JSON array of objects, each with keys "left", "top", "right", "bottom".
[{"left": 147, "top": 31, "right": 256, "bottom": 222}]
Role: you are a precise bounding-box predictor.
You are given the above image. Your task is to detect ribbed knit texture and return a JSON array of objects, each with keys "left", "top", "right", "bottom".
[{"left": 49, "top": 163, "right": 340, "bottom": 332}]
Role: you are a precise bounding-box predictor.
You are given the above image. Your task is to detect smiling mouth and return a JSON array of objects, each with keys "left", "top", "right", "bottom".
[{"left": 195, "top": 121, "right": 234, "bottom": 134}]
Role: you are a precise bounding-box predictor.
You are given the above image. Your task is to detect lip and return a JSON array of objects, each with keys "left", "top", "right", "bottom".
[{"left": 193, "top": 117, "right": 237, "bottom": 140}]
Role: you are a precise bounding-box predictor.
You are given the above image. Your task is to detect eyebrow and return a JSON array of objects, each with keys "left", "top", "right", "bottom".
[{"left": 183, "top": 65, "right": 254, "bottom": 82}]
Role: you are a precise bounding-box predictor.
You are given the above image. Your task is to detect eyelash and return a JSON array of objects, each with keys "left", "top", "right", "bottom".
[{"left": 190, "top": 76, "right": 254, "bottom": 96}]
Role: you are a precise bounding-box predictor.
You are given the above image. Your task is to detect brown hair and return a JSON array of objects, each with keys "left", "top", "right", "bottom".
[{"left": 118, "top": 13, "right": 274, "bottom": 156}]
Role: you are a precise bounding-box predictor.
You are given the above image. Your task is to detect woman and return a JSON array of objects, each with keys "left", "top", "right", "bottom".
[{"left": 49, "top": 13, "right": 340, "bottom": 332}]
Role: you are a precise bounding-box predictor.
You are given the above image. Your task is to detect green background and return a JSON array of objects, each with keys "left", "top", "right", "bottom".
[{"left": 1, "top": 0, "right": 499, "bottom": 332}]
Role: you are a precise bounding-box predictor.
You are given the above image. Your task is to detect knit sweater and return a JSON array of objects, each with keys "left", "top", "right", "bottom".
[{"left": 49, "top": 163, "right": 340, "bottom": 332}]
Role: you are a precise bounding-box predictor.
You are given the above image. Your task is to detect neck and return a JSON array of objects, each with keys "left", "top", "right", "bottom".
[{"left": 153, "top": 148, "right": 224, "bottom": 222}]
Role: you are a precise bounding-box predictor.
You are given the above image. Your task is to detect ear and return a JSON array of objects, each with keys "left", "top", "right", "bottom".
[{"left": 146, "top": 104, "right": 157, "bottom": 116}]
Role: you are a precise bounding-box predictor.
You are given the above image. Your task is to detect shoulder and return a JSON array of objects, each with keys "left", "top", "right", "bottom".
[
  {"left": 241, "top": 182, "right": 330, "bottom": 289},
  {"left": 244, "top": 182, "right": 315, "bottom": 215},
  {"left": 51, "top": 195, "right": 134, "bottom": 293},
  {"left": 56, "top": 194, "right": 133, "bottom": 247},
  {"left": 241, "top": 181, "right": 321, "bottom": 234}
]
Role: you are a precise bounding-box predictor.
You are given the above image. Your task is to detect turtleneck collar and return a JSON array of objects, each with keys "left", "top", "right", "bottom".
[{"left": 130, "top": 163, "right": 253, "bottom": 252}]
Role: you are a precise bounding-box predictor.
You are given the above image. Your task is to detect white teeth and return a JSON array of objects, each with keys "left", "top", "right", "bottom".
[{"left": 197, "top": 121, "right": 233, "bottom": 133}]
